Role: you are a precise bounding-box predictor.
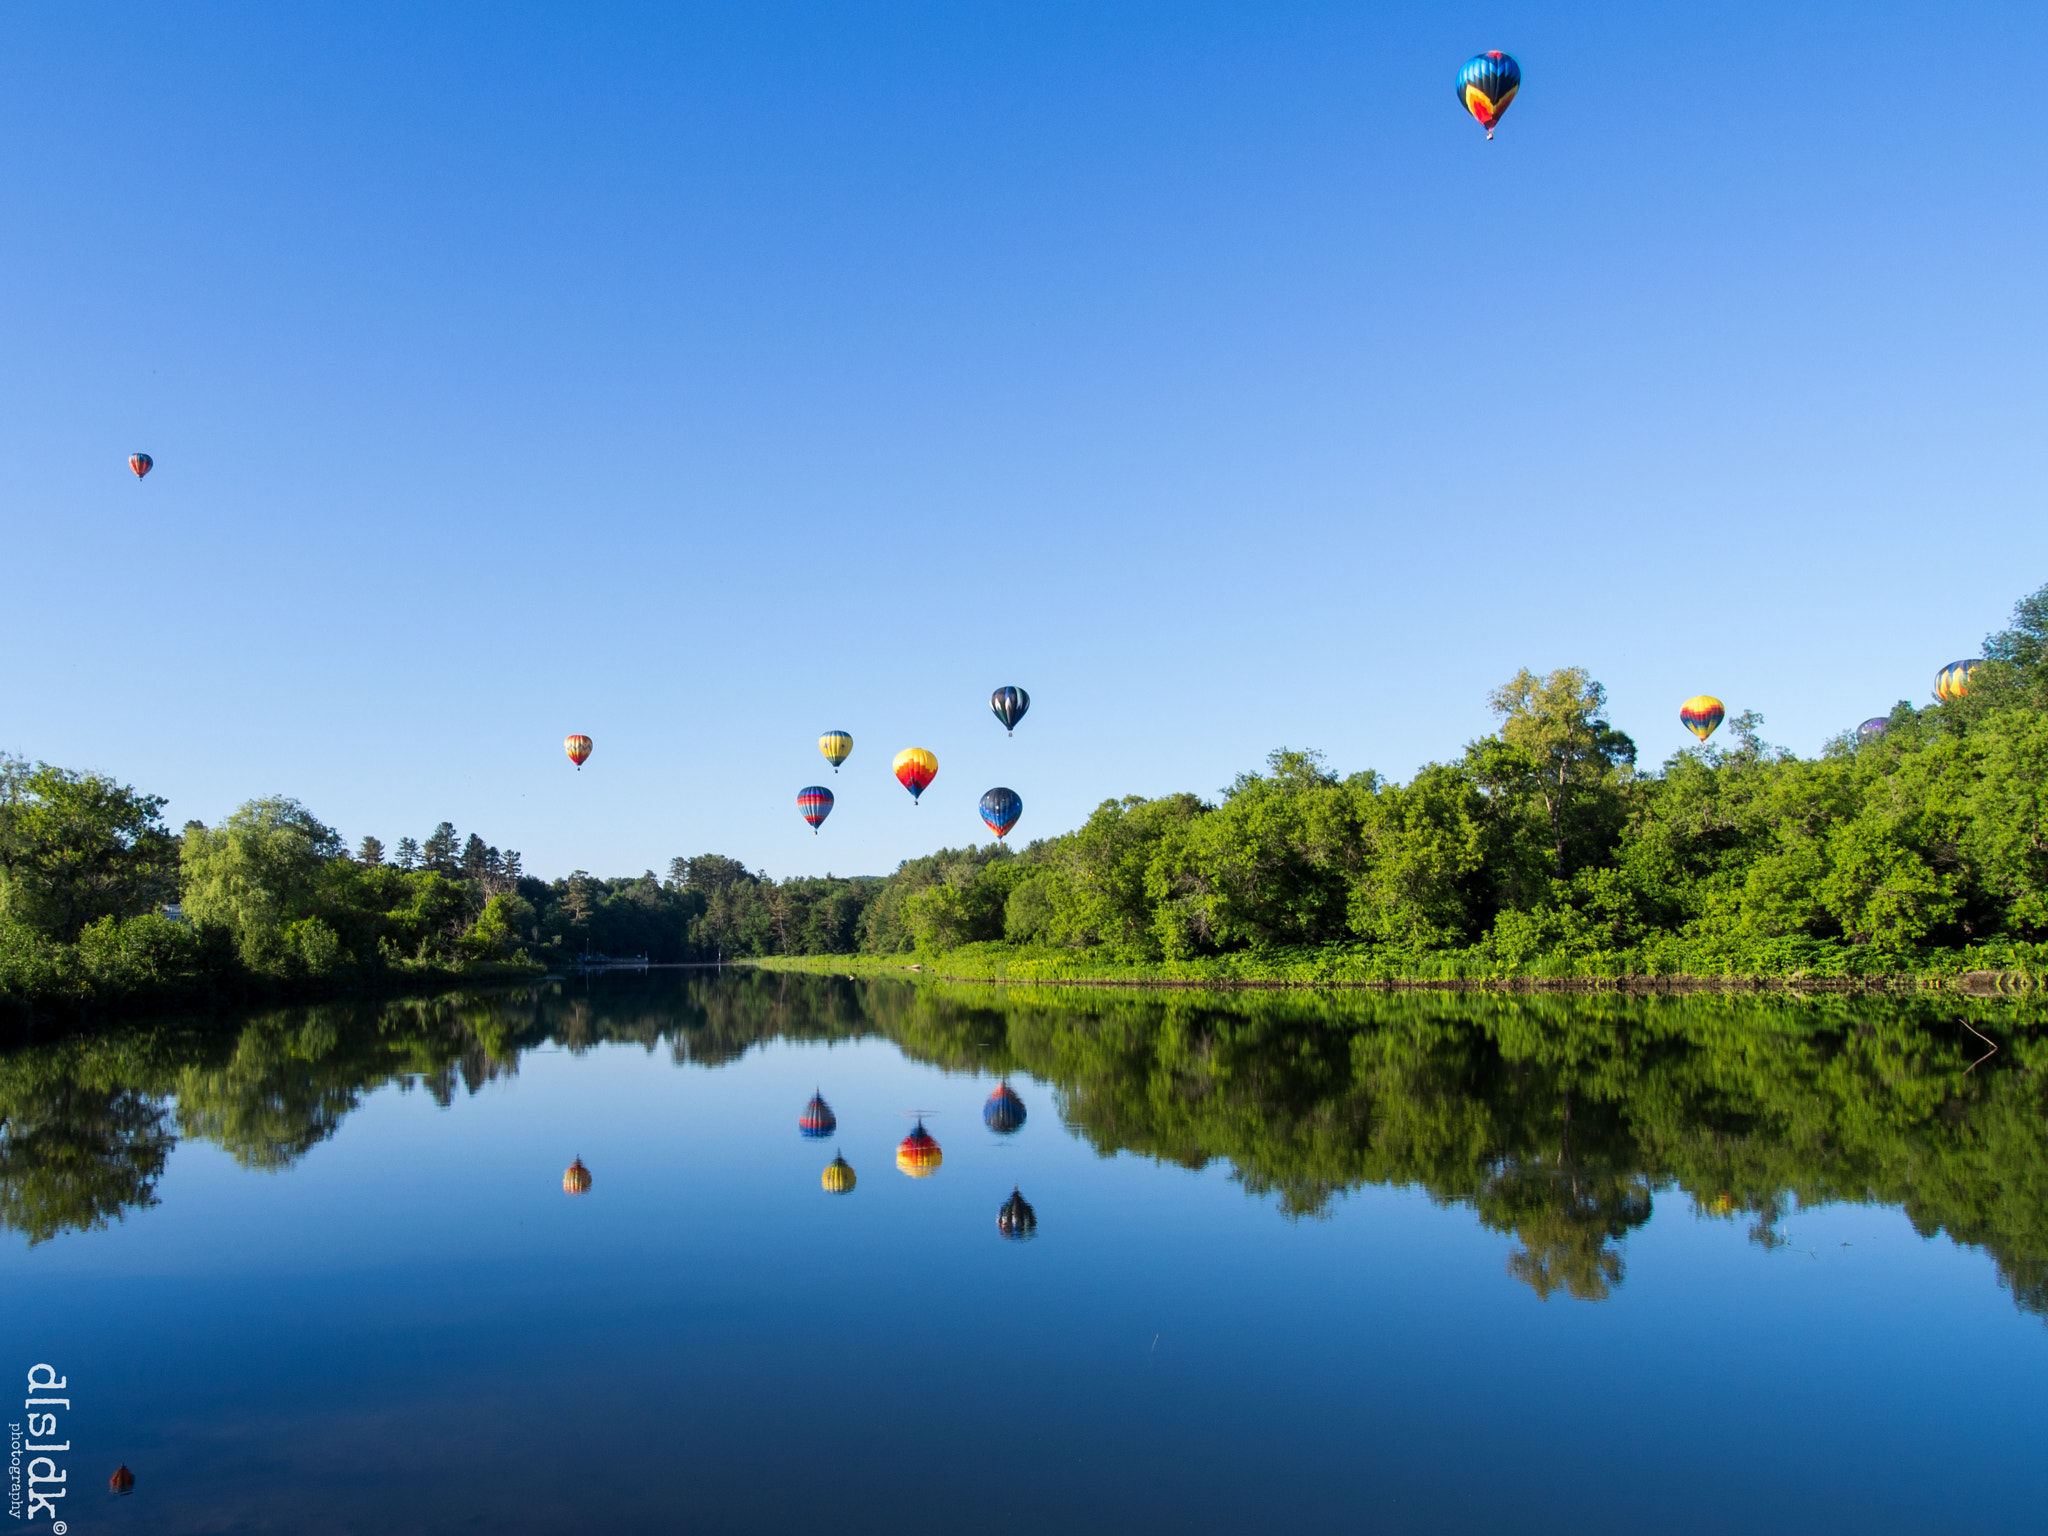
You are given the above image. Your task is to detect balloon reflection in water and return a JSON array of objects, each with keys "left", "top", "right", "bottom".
[
  {"left": 998, "top": 1187, "right": 1037, "bottom": 1241},
  {"left": 110, "top": 1465, "right": 136, "bottom": 1494},
  {"left": 800, "top": 1092, "right": 837, "bottom": 1138},
  {"left": 563, "top": 1157, "right": 592, "bottom": 1195},
  {"left": 983, "top": 1082, "right": 1026, "bottom": 1134},
  {"left": 896, "top": 1120, "right": 943, "bottom": 1177},
  {"left": 1858, "top": 717, "right": 1890, "bottom": 743},
  {"left": 822, "top": 1154, "right": 856, "bottom": 1194}
]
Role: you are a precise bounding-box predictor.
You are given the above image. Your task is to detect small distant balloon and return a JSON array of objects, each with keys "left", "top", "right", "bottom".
[
  {"left": 822, "top": 1154, "right": 856, "bottom": 1194},
  {"left": 984, "top": 1082, "right": 1026, "bottom": 1135},
  {"left": 894, "top": 748, "right": 937, "bottom": 803},
  {"left": 798, "top": 786, "right": 834, "bottom": 834},
  {"left": 979, "top": 787, "right": 1022, "bottom": 840},
  {"left": 800, "top": 1091, "right": 837, "bottom": 1139},
  {"left": 1679, "top": 696, "right": 1725, "bottom": 742},
  {"left": 128, "top": 452, "right": 153, "bottom": 479},
  {"left": 1456, "top": 51, "right": 1521, "bottom": 139},
  {"left": 565, "top": 734, "right": 593, "bottom": 769},
  {"left": 990, "top": 686, "right": 1030, "bottom": 735},
  {"left": 563, "top": 1157, "right": 592, "bottom": 1195},
  {"left": 110, "top": 1465, "right": 136, "bottom": 1495},
  {"left": 998, "top": 1186, "right": 1038, "bottom": 1241},
  {"left": 897, "top": 1120, "right": 943, "bottom": 1178},
  {"left": 819, "top": 731, "right": 853, "bottom": 772},
  {"left": 1858, "top": 717, "right": 1890, "bottom": 743},
  {"left": 1935, "top": 659, "right": 1981, "bottom": 703}
]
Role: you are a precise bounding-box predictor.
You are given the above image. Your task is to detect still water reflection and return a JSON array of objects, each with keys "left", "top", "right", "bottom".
[{"left": 3, "top": 971, "right": 2046, "bottom": 1532}]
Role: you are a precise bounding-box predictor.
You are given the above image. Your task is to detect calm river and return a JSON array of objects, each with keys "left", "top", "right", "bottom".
[{"left": 4, "top": 971, "right": 2045, "bottom": 1533}]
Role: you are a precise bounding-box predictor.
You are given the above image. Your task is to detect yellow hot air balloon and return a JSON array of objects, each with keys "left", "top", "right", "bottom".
[
  {"left": 893, "top": 748, "right": 937, "bottom": 803},
  {"left": 819, "top": 731, "right": 853, "bottom": 773},
  {"left": 822, "top": 1154, "right": 857, "bottom": 1194},
  {"left": 1936, "top": 659, "right": 1981, "bottom": 703},
  {"left": 1679, "top": 696, "right": 1725, "bottom": 742}
]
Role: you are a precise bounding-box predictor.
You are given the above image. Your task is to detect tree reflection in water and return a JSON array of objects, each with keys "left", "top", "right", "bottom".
[{"left": 2, "top": 973, "right": 2043, "bottom": 1315}]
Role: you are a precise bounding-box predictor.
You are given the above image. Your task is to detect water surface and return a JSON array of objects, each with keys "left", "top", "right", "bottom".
[{"left": 5, "top": 972, "right": 2045, "bottom": 1533}]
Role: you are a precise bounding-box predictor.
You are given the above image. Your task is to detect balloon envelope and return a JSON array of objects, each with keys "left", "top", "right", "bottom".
[
  {"left": 800, "top": 1092, "right": 837, "bottom": 1138},
  {"left": 991, "top": 686, "right": 1030, "bottom": 734},
  {"left": 798, "top": 786, "right": 834, "bottom": 833},
  {"left": 1936, "top": 660, "right": 1981, "bottom": 702},
  {"left": 822, "top": 1155, "right": 856, "bottom": 1194},
  {"left": 1679, "top": 696, "right": 1725, "bottom": 742},
  {"left": 984, "top": 1082, "right": 1026, "bottom": 1134},
  {"left": 110, "top": 1465, "right": 136, "bottom": 1495},
  {"left": 1858, "top": 717, "right": 1891, "bottom": 743},
  {"left": 128, "top": 452, "right": 152, "bottom": 479},
  {"left": 819, "top": 731, "right": 853, "bottom": 771},
  {"left": 893, "top": 748, "right": 937, "bottom": 801},
  {"left": 999, "top": 1187, "right": 1038, "bottom": 1241},
  {"left": 563, "top": 1157, "right": 592, "bottom": 1195},
  {"left": 564, "top": 734, "right": 593, "bottom": 768},
  {"left": 896, "top": 1121, "right": 943, "bottom": 1177},
  {"left": 979, "top": 787, "right": 1022, "bottom": 839},
  {"left": 1456, "top": 51, "right": 1521, "bottom": 138}
]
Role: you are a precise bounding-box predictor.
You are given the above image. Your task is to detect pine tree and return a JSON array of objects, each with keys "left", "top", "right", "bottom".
[
  {"left": 422, "top": 822, "right": 460, "bottom": 874},
  {"left": 357, "top": 835, "right": 385, "bottom": 866},
  {"left": 393, "top": 837, "right": 422, "bottom": 871}
]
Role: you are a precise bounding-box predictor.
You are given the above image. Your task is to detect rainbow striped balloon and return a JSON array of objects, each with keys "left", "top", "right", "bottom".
[
  {"left": 893, "top": 748, "right": 937, "bottom": 802},
  {"left": 1679, "top": 696, "right": 1725, "bottom": 742},
  {"left": 564, "top": 734, "right": 593, "bottom": 769},
  {"left": 896, "top": 1121, "right": 943, "bottom": 1178}
]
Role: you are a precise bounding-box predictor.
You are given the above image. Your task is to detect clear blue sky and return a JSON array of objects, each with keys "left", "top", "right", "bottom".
[{"left": 4, "top": 2, "right": 2043, "bottom": 881}]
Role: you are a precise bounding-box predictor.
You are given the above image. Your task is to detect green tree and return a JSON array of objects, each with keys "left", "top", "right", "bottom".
[
  {"left": 393, "top": 837, "right": 421, "bottom": 871},
  {"left": 421, "top": 823, "right": 460, "bottom": 875},
  {"left": 1480, "top": 667, "right": 1637, "bottom": 879},
  {"left": 356, "top": 835, "right": 385, "bottom": 867},
  {"left": 0, "top": 758, "right": 178, "bottom": 939},
  {"left": 180, "top": 798, "right": 348, "bottom": 974}
]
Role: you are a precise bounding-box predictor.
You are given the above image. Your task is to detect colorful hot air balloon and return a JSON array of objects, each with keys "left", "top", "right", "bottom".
[
  {"left": 128, "top": 453, "right": 152, "bottom": 479},
  {"left": 990, "top": 686, "right": 1030, "bottom": 735},
  {"left": 822, "top": 1154, "right": 857, "bottom": 1194},
  {"left": 1858, "top": 717, "right": 1891, "bottom": 743},
  {"left": 563, "top": 1157, "right": 592, "bottom": 1195},
  {"left": 565, "top": 734, "right": 593, "bottom": 769},
  {"left": 893, "top": 748, "right": 937, "bottom": 803},
  {"left": 798, "top": 786, "right": 835, "bottom": 834},
  {"left": 984, "top": 1082, "right": 1026, "bottom": 1135},
  {"left": 979, "top": 787, "right": 1022, "bottom": 840},
  {"left": 1680, "top": 696, "right": 1725, "bottom": 742},
  {"left": 110, "top": 1465, "right": 136, "bottom": 1495},
  {"left": 1456, "top": 51, "right": 1521, "bottom": 139},
  {"left": 800, "top": 1091, "right": 837, "bottom": 1139},
  {"left": 819, "top": 731, "right": 854, "bottom": 773},
  {"left": 896, "top": 1120, "right": 943, "bottom": 1177},
  {"left": 1936, "top": 660, "right": 1981, "bottom": 703},
  {"left": 998, "top": 1187, "right": 1037, "bottom": 1241}
]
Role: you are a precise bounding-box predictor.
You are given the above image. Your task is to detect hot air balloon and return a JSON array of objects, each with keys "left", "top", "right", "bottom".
[
  {"left": 128, "top": 453, "right": 152, "bottom": 479},
  {"left": 1456, "top": 51, "right": 1521, "bottom": 139},
  {"left": 1679, "top": 696, "right": 1725, "bottom": 742},
  {"left": 822, "top": 1154, "right": 857, "bottom": 1194},
  {"left": 563, "top": 1157, "right": 592, "bottom": 1195},
  {"left": 991, "top": 686, "right": 1030, "bottom": 735},
  {"left": 800, "top": 1091, "right": 837, "bottom": 1139},
  {"left": 819, "top": 731, "right": 854, "bottom": 773},
  {"left": 896, "top": 1120, "right": 943, "bottom": 1177},
  {"left": 998, "top": 1187, "right": 1037, "bottom": 1241},
  {"left": 110, "top": 1465, "right": 136, "bottom": 1495},
  {"left": 799, "top": 786, "right": 835, "bottom": 834},
  {"left": 565, "top": 734, "right": 593, "bottom": 769},
  {"left": 893, "top": 748, "right": 937, "bottom": 803},
  {"left": 984, "top": 1082, "right": 1026, "bottom": 1134},
  {"left": 1936, "top": 660, "right": 1981, "bottom": 703},
  {"left": 1858, "top": 717, "right": 1891, "bottom": 743},
  {"left": 979, "top": 787, "right": 1022, "bottom": 840}
]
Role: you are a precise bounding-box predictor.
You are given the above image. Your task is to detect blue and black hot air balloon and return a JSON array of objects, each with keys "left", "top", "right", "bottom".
[
  {"left": 984, "top": 1082, "right": 1026, "bottom": 1135},
  {"left": 1456, "top": 51, "right": 1521, "bottom": 139},
  {"left": 980, "top": 788, "right": 1022, "bottom": 840},
  {"left": 990, "top": 686, "right": 1030, "bottom": 735},
  {"left": 799, "top": 1092, "right": 836, "bottom": 1139}
]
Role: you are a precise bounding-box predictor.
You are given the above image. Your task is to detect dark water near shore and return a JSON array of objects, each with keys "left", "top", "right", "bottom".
[{"left": 4, "top": 972, "right": 2047, "bottom": 1533}]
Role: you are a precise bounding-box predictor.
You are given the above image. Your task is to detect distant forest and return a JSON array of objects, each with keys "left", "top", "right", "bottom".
[{"left": 5, "top": 577, "right": 2048, "bottom": 1017}]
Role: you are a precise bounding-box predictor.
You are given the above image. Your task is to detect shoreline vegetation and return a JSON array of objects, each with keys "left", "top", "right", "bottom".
[{"left": 6, "top": 577, "right": 2048, "bottom": 1022}]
